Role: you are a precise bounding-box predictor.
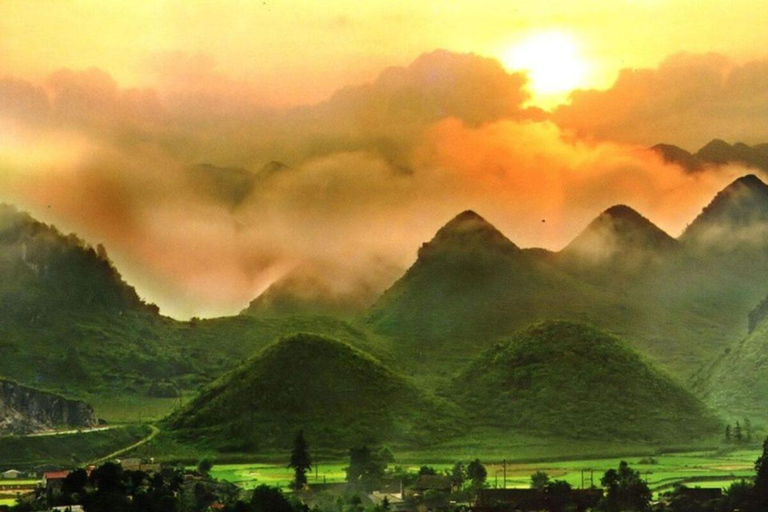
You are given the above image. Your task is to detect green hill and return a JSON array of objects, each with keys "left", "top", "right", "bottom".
[
  {"left": 0, "top": 204, "right": 185, "bottom": 395},
  {"left": 446, "top": 321, "right": 720, "bottom": 441},
  {"left": 365, "top": 211, "right": 640, "bottom": 385},
  {"left": 693, "top": 296, "right": 768, "bottom": 421},
  {"left": 167, "top": 333, "right": 460, "bottom": 451},
  {"left": 0, "top": 205, "right": 393, "bottom": 420},
  {"left": 0, "top": 204, "right": 154, "bottom": 317}
]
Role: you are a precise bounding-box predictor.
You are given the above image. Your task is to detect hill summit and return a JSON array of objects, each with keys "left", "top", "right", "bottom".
[
  {"left": 167, "top": 333, "right": 458, "bottom": 450},
  {"left": 560, "top": 204, "right": 677, "bottom": 267},
  {"left": 447, "top": 321, "right": 720, "bottom": 441},
  {"left": 365, "top": 211, "right": 629, "bottom": 384},
  {"left": 0, "top": 204, "right": 154, "bottom": 318},
  {"left": 419, "top": 210, "right": 521, "bottom": 258},
  {"left": 367, "top": 210, "right": 555, "bottom": 338},
  {"left": 681, "top": 174, "right": 768, "bottom": 249}
]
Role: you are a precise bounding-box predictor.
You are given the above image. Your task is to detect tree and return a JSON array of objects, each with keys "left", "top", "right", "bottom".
[
  {"left": 288, "top": 430, "right": 312, "bottom": 490},
  {"left": 467, "top": 459, "right": 487, "bottom": 490},
  {"left": 197, "top": 458, "right": 213, "bottom": 476},
  {"left": 735, "top": 421, "right": 743, "bottom": 443},
  {"left": 193, "top": 481, "right": 216, "bottom": 512},
  {"left": 345, "top": 446, "right": 392, "bottom": 489},
  {"left": 422, "top": 489, "right": 449, "bottom": 510},
  {"left": 598, "top": 461, "right": 651, "bottom": 512},
  {"left": 725, "top": 424, "right": 732, "bottom": 443},
  {"left": 62, "top": 468, "right": 89, "bottom": 496},
  {"left": 721, "top": 480, "right": 755, "bottom": 512},
  {"left": 753, "top": 436, "right": 768, "bottom": 510},
  {"left": 544, "top": 480, "right": 573, "bottom": 512},
  {"left": 89, "top": 462, "right": 125, "bottom": 494},
  {"left": 448, "top": 462, "right": 467, "bottom": 490},
  {"left": 661, "top": 485, "right": 714, "bottom": 512},
  {"left": 418, "top": 466, "right": 437, "bottom": 476},
  {"left": 250, "top": 485, "right": 294, "bottom": 512},
  {"left": 745, "top": 417, "right": 753, "bottom": 442},
  {"left": 531, "top": 470, "right": 550, "bottom": 490}
]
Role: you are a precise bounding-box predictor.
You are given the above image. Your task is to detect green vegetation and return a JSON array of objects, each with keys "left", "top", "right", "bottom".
[
  {"left": 363, "top": 207, "right": 763, "bottom": 394},
  {"left": 447, "top": 321, "right": 720, "bottom": 441},
  {"left": 365, "top": 211, "right": 635, "bottom": 387},
  {"left": 0, "top": 425, "right": 151, "bottom": 467},
  {"left": 167, "top": 333, "right": 461, "bottom": 451},
  {"left": 6, "top": 176, "right": 768, "bottom": 463},
  {"left": 207, "top": 450, "right": 760, "bottom": 493},
  {"left": 0, "top": 203, "right": 395, "bottom": 420},
  {"left": 288, "top": 431, "right": 311, "bottom": 489},
  {"left": 696, "top": 306, "right": 768, "bottom": 420}
]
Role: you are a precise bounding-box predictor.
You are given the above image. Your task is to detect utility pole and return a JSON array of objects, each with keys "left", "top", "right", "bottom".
[{"left": 503, "top": 459, "right": 507, "bottom": 489}]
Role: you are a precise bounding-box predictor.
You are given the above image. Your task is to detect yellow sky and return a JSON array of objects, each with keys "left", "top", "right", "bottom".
[
  {"left": 3, "top": 0, "right": 768, "bottom": 107},
  {"left": 4, "top": 0, "right": 768, "bottom": 317}
]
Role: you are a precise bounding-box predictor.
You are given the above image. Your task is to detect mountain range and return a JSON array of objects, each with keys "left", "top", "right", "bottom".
[
  {"left": 651, "top": 139, "right": 768, "bottom": 173},
  {"left": 4, "top": 173, "right": 768, "bottom": 449}
]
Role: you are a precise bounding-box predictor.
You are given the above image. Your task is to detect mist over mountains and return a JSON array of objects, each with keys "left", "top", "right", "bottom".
[
  {"left": 4, "top": 172, "right": 768, "bottom": 447},
  {"left": 652, "top": 140, "right": 768, "bottom": 174},
  {"left": 5, "top": 50, "right": 759, "bottom": 319}
]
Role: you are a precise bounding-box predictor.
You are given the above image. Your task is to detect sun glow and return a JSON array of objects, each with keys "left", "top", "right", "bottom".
[{"left": 502, "top": 31, "right": 590, "bottom": 109}]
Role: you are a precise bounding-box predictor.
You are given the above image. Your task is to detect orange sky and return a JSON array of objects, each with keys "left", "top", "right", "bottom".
[
  {"left": 3, "top": 1, "right": 768, "bottom": 318},
  {"left": 3, "top": 1, "right": 768, "bottom": 107}
]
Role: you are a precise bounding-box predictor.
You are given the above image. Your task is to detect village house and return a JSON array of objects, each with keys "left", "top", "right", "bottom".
[
  {"left": 1, "top": 469, "right": 23, "bottom": 479},
  {"left": 35, "top": 465, "right": 65, "bottom": 479},
  {"left": 43, "top": 471, "right": 71, "bottom": 494},
  {"left": 408, "top": 475, "right": 452, "bottom": 498},
  {"left": 118, "top": 457, "right": 161, "bottom": 474},
  {"left": 49, "top": 506, "right": 84, "bottom": 512},
  {"left": 370, "top": 490, "right": 406, "bottom": 511}
]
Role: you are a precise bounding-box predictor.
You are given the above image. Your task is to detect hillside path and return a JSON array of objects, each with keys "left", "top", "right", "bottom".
[{"left": 89, "top": 424, "right": 160, "bottom": 465}]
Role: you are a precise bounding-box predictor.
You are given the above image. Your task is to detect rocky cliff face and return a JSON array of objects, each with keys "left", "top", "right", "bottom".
[{"left": 0, "top": 380, "right": 97, "bottom": 435}]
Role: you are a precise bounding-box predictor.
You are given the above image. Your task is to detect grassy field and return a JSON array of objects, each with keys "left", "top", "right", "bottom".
[
  {"left": 478, "top": 450, "right": 758, "bottom": 492},
  {"left": 209, "top": 449, "right": 760, "bottom": 494},
  {"left": 88, "top": 394, "right": 189, "bottom": 424},
  {"left": 0, "top": 425, "right": 152, "bottom": 468},
  {"left": 210, "top": 463, "right": 350, "bottom": 490}
]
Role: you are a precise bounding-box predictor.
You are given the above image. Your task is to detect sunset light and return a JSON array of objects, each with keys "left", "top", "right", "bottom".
[
  {"left": 6, "top": 2, "right": 768, "bottom": 504},
  {"left": 502, "top": 31, "right": 590, "bottom": 108}
]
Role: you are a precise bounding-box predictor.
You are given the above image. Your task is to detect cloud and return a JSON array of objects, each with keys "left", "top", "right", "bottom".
[
  {"left": 555, "top": 53, "right": 768, "bottom": 149},
  {"left": 0, "top": 50, "right": 759, "bottom": 318}
]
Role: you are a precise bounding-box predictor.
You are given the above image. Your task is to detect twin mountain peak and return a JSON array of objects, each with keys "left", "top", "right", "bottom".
[{"left": 421, "top": 173, "right": 768, "bottom": 262}]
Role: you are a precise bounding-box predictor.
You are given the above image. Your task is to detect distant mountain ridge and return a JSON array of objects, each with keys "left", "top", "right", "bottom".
[
  {"left": 8, "top": 173, "right": 768, "bottom": 433},
  {"left": 366, "top": 174, "right": 768, "bottom": 391},
  {"left": 651, "top": 139, "right": 768, "bottom": 173}
]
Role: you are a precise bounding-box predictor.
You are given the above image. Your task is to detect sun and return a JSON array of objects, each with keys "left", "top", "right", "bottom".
[{"left": 501, "top": 31, "right": 590, "bottom": 108}]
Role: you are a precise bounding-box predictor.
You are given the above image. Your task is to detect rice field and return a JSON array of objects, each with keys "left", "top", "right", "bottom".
[{"left": 209, "top": 449, "right": 760, "bottom": 493}]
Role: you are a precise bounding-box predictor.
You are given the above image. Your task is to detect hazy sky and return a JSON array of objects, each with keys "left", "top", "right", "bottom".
[
  {"left": 2, "top": 1, "right": 768, "bottom": 318},
  {"left": 3, "top": 1, "right": 768, "bottom": 105}
]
